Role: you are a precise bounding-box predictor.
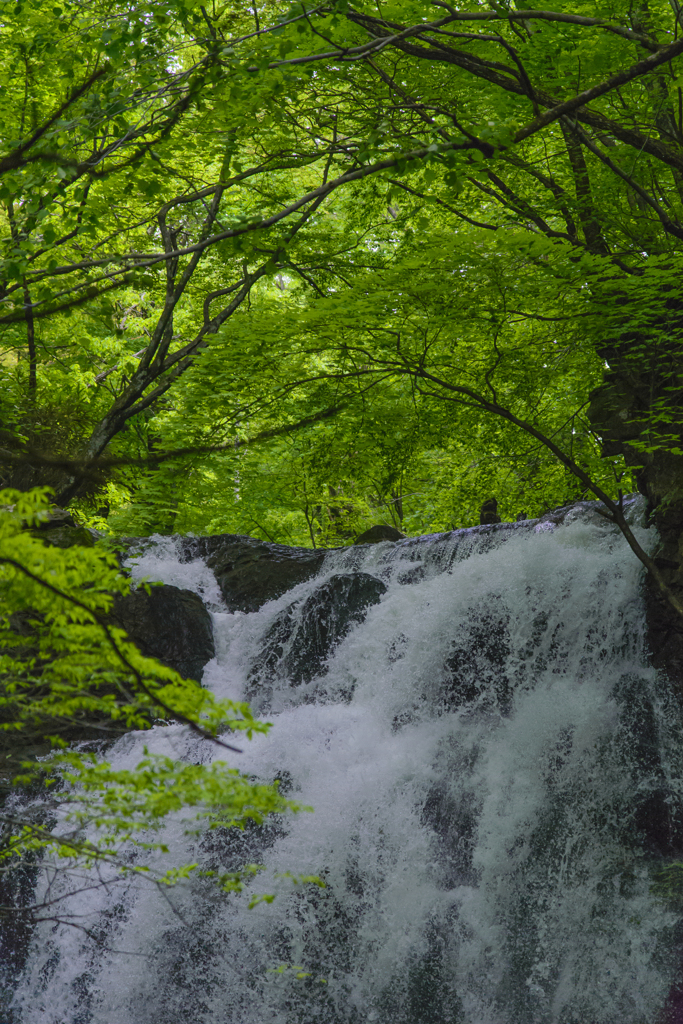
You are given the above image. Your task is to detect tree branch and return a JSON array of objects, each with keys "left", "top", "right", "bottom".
[{"left": 0, "top": 557, "right": 244, "bottom": 753}]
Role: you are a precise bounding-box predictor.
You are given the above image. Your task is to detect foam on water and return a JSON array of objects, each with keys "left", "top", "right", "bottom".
[
  {"left": 125, "top": 534, "right": 225, "bottom": 608},
  {"left": 11, "top": 503, "right": 683, "bottom": 1024}
]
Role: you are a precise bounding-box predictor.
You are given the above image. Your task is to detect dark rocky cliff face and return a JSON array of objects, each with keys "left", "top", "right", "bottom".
[
  {"left": 641, "top": 518, "right": 683, "bottom": 690},
  {"left": 585, "top": 389, "right": 683, "bottom": 692},
  {"left": 586, "top": 294, "right": 683, "bottom": 692}
]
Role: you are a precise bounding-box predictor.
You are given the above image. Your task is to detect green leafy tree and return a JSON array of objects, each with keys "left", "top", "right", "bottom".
[
  {"left": 0, "top": 488, "right": 310, "bottom": 927},
  {"left": 2, "top": 1, "right": 680, "bottom": 538}
]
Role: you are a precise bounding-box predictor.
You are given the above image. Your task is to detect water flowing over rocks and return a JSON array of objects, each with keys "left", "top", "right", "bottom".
[
  {"left": 247, "top": 571, "right": 387, "bottom": 707},
  {"left": 442, "top": 607, "right": 511, "bottom": 712},
  {"left": 11, "top": 495, "right": 683, "bottom": 1024}
]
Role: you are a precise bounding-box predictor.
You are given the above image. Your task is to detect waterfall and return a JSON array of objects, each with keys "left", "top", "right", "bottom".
[{"left": 10, "top": 499, "right": 683, "bottom": 1024}]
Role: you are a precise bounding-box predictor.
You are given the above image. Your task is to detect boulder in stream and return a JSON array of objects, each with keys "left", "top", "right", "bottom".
[
  {"left": 109, "top": 585, "right": 215, "bottom": 682},
  {"left": 354, "top": 524, "right": 405, "bottom": 545}
]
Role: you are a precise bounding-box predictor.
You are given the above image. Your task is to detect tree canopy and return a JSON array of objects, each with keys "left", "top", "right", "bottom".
[{"left": 0, "top": 0, "right": 681, "bottom": 540}]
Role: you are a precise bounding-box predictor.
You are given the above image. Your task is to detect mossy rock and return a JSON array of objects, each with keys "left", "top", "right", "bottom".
[{"left": 29, "top": 525, "right": 96, "bottom": 548}]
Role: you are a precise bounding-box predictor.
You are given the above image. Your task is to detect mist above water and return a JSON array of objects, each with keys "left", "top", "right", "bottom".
[{"left": 12, "top": 500, "right": 683, "bottom": 1024}]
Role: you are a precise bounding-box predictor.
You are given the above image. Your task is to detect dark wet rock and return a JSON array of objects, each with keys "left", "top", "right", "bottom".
[
  {"left": 376, "top": 918, "right": 462, "bottom": 1024},
  {"left": 0, "top": 814, "right": 47, "bottom": 1017},
  {"left": 199, "top": 813, "right": 286, "bottom": 874},
  {"left": 639, "top": 502, "right": 683, "bottom": 693},
  {"left": 0, "top": 586, "right": 215, "bottom": 871},
  {"left": 249, "top": 572, "right": 387, "bottom": 690},
  {"left": 109, "top": 585, "right": 215, "bottom": 682},
  {"left": 0, "top": 583, "right": 213, "bottom": 800},
  {"left": 479, "top": 498, "right": 501, "bottom": 525},
  {"left": 404, "top": 931, "right": 457, "bottom": 1024},
  {"left": 0, "top": 739, "right": 55, "bottom": 801},
  {"left": 645, "top": 586, "right": 683, "bottom": 692},
  {"left": 354, "top": 524, "right": 405, "bottom": 545},
  {"left": 33, "top": 524, "right": 97, "bottom": 548},
  {"left": 35, "top": 507, "right": 77, "bottom": 530},
  {"left": 396, "top": 565, "right": 425, "bottom": 586},
  {"left": 179, "top": 534, "right": 326, "bottom": 613},
  {"left": 21, "top": 506, "right": 99, "bottom": 548},
  {"left": 441, "top": 611, "right": 510, "bottom": 711},
  {"left": 587, "top": 332, "right": 683, "bottom": 693}
]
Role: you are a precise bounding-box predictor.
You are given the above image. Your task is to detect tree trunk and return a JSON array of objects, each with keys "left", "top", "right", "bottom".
[{"left": 587, "top": 287, "right": 683, "bottom": 685}]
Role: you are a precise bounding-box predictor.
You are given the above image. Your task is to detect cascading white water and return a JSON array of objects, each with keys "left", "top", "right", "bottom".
[{"left": 11, "top": 500, "right": 683, "bottom": 1024}]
